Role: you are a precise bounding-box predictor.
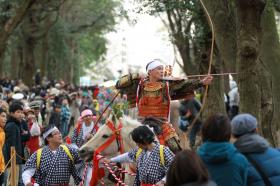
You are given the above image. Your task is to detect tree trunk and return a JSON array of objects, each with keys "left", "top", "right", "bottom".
[
  {"left": 259, "top": 0, "right": 280, "bottom": 146},
  {"left": 200, "top": 0, "right": 238, "bottom": 118},
  {"left": 164, "top": 4, "right": 199, "bottom": 75},
  {"left": 199, "top": 40, "right": 227, "bottom": 118},
  {"left": 236, "top": 0, "right": 266, "bottom": 129},
  {"left": 40, "top": 33, "right": 49, "bottom": 78},
  {"left": 203, "top": 0, "right": 280, "bottom": 146},
  {"left": 22, "top": 37, "right": 36, "bottom": 86},
  {"left": 10, "top": 44, "right": 19, "bottom": 78},
  {"left": 0, "top": 0, "right": 36, "bottom": 76},
  {"left": 202, "top": 0, "right": 237, "bottom": 72}
]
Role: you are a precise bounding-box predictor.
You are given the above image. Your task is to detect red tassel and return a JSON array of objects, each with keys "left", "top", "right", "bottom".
[
  {"left": 65, "top": 136, "right": 71, "bottom": 144},
  {"left": 90, "top": 152, "right": 99, "bottom": 186}
]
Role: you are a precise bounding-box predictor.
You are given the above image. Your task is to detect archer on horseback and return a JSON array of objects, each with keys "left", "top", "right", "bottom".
[{"left": 115, "top": 59, "right": 213, "bottom": 153}]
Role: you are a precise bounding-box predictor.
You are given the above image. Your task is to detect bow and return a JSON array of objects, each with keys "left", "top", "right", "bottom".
[
  {"left": 187, "top": 0, "right": 215, "bottom": 131},
  {"left": 92, "top": 90, "right": 120, "bottom": 131}
]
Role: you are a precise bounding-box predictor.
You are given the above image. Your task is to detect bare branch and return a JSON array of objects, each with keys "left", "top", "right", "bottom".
[
  {"left": 274, "top": 0, "right": 280, "bottom": 12},
  {"left": 70, "top": 14, "right": 105, "bottom": 33},
  {"left": 0, "top": 0, "right": 37, "bottom": 59},
  {"left": 2, "top": 0, "right": 36, "bottom": 37}
]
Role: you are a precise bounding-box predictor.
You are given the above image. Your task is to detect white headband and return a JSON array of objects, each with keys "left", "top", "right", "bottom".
[
  {"left": 146, "top": 59, "right": 163, "bottom": 72},
  {"left": 43, "top": 127, "right": 59, "bottom": 139}
]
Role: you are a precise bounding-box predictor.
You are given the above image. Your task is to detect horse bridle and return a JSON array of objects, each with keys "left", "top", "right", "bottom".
[
  {"left": 91, "top": 120, "right": 124, "bottom": 185},
  {"left": 94, "top": 120, "right": 124, "bottom": 155}
]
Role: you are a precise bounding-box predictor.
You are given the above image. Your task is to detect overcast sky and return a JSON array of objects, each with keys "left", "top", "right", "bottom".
[{"left": 104, "top": 1, "right": 181, "bottom": 78}]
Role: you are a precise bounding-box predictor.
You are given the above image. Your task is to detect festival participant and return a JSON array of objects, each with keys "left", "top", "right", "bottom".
[
  {"left": 24, "top": 107, "right": 41, "bottom": 155},
  {"left": 115, "top": 59, "right": 212, "bottom": 152},
  {"left": 70, "top": 109, "right": 98, "bottom": 186},
  {"left": 0, "top": 108, "right": 7, "bottom": 185},
  {"left": 104, "top": 125, "right": 174, "bottom": 186},
  {"left": 22, "top": 126, "right": 82, "bottom": 186},
  {"left": 71, "top": 109, "right": 98, "bottom": 148}
]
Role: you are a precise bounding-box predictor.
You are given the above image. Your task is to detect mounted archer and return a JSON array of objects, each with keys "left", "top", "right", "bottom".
[{"left": 115, "top": 59, "right": 213, "bottom": 152}]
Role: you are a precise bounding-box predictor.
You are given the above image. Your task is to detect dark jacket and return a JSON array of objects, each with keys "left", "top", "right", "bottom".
[
  {"left": 20, "top": 120, "right": 30, "bottom": 163},
  {"left": 178, "top": 98, "right": 202, "bottom": 131},
  {"left": 234, "top": 133, "right": 280, "bottom": 186},
  {"left": 3, "top": 116, "right": 24, "bottom": 165},
  {"left": 179, "top": 98, "right": 201, "bottom": 120},
  {"left": 49, "top": 111, "right": 61, "bottom": 128}
]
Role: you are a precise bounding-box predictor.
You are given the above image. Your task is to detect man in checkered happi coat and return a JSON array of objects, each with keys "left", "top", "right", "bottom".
[
  {"left": 107, "top": 126, "right": 174, "bottom": 186},
  {"left": 70, "top": 109, "right": 99, "bottom": 186},
  {"left": 22, "top": 126, "right": 82, "bottom": 186}
]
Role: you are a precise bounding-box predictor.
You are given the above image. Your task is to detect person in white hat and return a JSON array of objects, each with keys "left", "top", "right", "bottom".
[
  {"left": 12, "top": 93, "right": 24, "bottom": 101},
  {"left": 116, "top": 59, "right": 213, "bottom": 153}
]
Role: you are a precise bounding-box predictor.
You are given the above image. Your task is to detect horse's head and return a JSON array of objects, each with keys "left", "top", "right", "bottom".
[{"left": 79, "top": 116, "right": 142, "bottom": 161}]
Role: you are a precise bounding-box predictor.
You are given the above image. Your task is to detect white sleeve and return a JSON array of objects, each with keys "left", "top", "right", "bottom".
[
  {"left": 110, "top": 152, "right": 133, "bottom": 163},
  {"left": 22, "top": 168, "right": 36, "bottom": 185}
]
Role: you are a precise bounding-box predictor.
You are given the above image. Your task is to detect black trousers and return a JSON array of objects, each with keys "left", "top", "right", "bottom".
[{"left": 0, "top": 173, "right": 4, "bottom": 186}]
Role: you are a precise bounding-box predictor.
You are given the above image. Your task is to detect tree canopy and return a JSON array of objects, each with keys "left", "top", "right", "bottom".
[{"left": 0, "top": 0, "right": 123, "bottom": 84}]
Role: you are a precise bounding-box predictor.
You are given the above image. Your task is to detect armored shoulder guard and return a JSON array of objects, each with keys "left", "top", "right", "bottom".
[{"left": 115, "top": 73, "right": 140, "bottom": 89}]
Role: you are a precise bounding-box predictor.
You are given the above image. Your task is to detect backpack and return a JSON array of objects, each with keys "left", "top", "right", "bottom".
[
  {"left": 135, "top": 145, "right": 165, "bottom": 166},
  {"left": 36, "top": 145, "right": 73, "bottom": 169}
]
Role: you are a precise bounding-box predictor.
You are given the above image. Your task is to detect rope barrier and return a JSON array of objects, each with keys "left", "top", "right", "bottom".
[
  {"left": 102, "top": 161, "right": 127, "bottom": 186},
  {"left": 79, "top": 163, "right": 89, "bottom": 186},
  {"left": 0, "top": 152, "right": 16, "bottom": 176},
  {"left": 16, "top": 152, "right": 27, "bottom": 161},
  {"left": 106, "top": 162, "right": 136, "bottom": 176},
  {"left": 99, "top": 178, "right": 105, "bottom": 185}
]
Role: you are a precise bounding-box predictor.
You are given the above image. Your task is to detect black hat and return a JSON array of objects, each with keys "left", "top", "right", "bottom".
[{"left": 9, "top": 102, "right": 24, "bottom": 113}]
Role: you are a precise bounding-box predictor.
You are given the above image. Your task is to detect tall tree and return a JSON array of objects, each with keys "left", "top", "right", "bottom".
[
  {"left": 0, "top": 0, "right": 36, "bottom": 76},
  {"left": 1, "top": 0, "right": 122, "bottom": 85},
  {"left": 259, "top": 0, "right": 280, "bottom": 145},
  {"left": 19, "top": 0, "right": 62, "bottom": 86},
  {"left": 202, "top": 0, "right": 280, "bottom": 145},
  {"left": 236, "top": 0, "right": 266, "bottom": 133},
  {"left": 136, "top": 0, "right": 227, "bottom": 116}
]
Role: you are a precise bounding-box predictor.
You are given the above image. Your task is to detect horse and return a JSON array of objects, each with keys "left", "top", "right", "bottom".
[{"left": 79, "top": 116, "right": 142, "bottom": 186}]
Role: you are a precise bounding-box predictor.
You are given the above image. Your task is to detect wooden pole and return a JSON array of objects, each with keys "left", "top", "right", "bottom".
[{"left": 10, "top": 146, "right": 16, "bottom": 186}]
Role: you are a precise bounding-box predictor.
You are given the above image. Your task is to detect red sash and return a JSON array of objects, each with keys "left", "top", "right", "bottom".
[{"left": 140, "top": 183, "right": 156, "bottom": 186}]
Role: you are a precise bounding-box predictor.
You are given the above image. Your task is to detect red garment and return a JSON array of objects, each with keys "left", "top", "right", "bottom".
[
  {"left": 141, "top": 183, "right": 156, "bottom": 186},
  {"left": 93, "top": 87, "right": 99, "bottom": 98},
  {"left": 26, "top": 136, "right": 40, "bottom": 154},
  {"left": 26, "top": 119, "right": 40, "bottom": 154}
]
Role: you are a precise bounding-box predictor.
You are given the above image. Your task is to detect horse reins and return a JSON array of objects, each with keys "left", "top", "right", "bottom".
[{"left": 90, "top": 120, "right": 125, "bottom": 186}]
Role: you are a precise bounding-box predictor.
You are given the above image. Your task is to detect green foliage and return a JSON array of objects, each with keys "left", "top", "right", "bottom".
[
  {"left": 53, "top": 0, "right": 122, "bottom": 79},
  {"left": 48, "top": 20, "right": 70, "bottom": 64},
  {"left": 136, "top": 0, "right": 209, "bottom": 39},
  {"left": 111, "top": 96, "right": 129, "bottom": 121},
  {"left": 0, "top": 0, "right": 123, "bottom": 83},
  {"left": 136, "top": 0, "right": 196, "bottom": 14},
  {"left": 0, "top": 0, "right": 18, "bottom": 25},
  {"left": 134, "top": 0, "right": 210, "bottom": 74}
]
